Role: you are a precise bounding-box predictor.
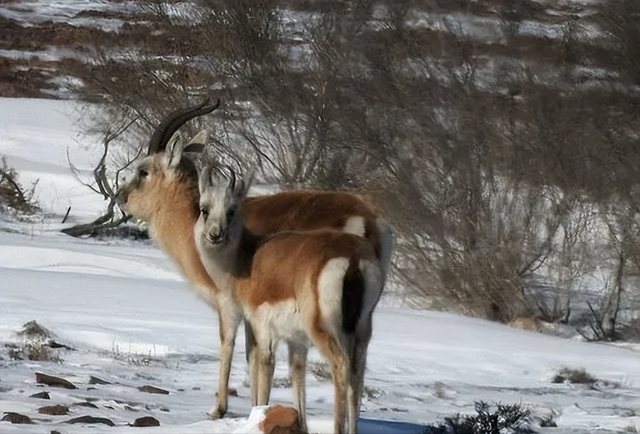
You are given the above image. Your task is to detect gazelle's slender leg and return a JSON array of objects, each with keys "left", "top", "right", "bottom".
[
  {"left": 244, "top": 319, "right": 255, "bottom": 363},
  {"left": 288, "top": 342, "right": 308, "bottom": 432},
  {"left": 210, "top": 310, "right": 241, "bottom": 419},
  {"left": 256, "top": 340, "right": 276, "bottom": 406},
  {"left": 347, "top": 340, "right": 368, "bottom": 433},
  {"left": 348, "top": 315, "right": 373, "bottom": 432},
  {"left": 264, "top": 344, "right": 277, "bottom": 404},
  {"left": 244, "top": 322, "right": 260, "bottom": 406},
  {"left": 329, "top": 347, "right": 349, "bottom": 434}
]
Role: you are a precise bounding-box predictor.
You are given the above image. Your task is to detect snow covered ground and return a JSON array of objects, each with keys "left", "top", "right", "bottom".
[{"left": 1, "top": 98, "right": 639, "bottom": 433}]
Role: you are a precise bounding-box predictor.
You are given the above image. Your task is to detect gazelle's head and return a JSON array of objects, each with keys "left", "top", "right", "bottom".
[
  {"left": 116, "top": 99, "right": 220, "bottom": 221},
  {"left": 195, "top": 165, "right": 252, "bottom": 247}
]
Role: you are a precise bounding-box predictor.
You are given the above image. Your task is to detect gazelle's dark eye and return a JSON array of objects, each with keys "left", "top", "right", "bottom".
[
  {"left": 200, "top": 208, "right": 209, "bottom": 218},
  {"left": 138, "top": 168, "right": 149, "bottom": 178},
  {"left": 226, "top": 207, "right": 236, "bottom": 220}
]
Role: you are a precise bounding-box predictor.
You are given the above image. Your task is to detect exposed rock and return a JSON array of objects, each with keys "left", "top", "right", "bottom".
[
  {"left": 72, "top": 401, "right": 99, "bottom": 409},
  {"left": 18, "top": 320, "right": 53, "bottom": 339},
  {"left": 35, "top": 372, "right": 77, "bottom": 389},
  {"left": 29, "top": 391, "right": 51, "bottom": 399},
  {"left": 132, "top": 416, "right": 160, "bottom": 427},
  {"left": 65, "top": 415, "right": 115, "bottom": 426},
  {"left": 89, "top": 375, "right": 111, "bottom": 385},
  {"left": 137, "top": 385, "right": 169, "bottom": 395},
  {"left": 259, "top": 405, "right": 304, "bottom": 434},
  {"left": 38, "top": 404, "right": 69, "bottom": 415},
  {"left": 2, "top": 412, "right": 33, "bottom": 424}
]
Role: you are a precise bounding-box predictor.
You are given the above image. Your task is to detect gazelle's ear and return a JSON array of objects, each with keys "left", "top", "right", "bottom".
[
  {"left": 198, "top": 165, "right": 214, "bottom": 194},
  {"left": 165, "top": 132, "right": 184, "bottom": 168},
  {"left": 184, "top": 129, "right": 208, "bottom": 154}
]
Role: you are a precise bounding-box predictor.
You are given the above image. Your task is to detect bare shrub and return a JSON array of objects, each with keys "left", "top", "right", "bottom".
[
  {"left": 0, "top": 157, "right": 39, "bottom": 216},
  {"left": 77, "top": 0, "right": 640, "bottom": 326},
  {"left": 61, "top": 117, "right": 139, "bottom": 238},
  {"left": 552, "top": 367, "right": 597, "bottom": 386},
  {"left": 434, "top": 401, "right": 531, "bottom": 434},
  {"left": 13, "top": 321, "right": 67, "bottom": 363}
]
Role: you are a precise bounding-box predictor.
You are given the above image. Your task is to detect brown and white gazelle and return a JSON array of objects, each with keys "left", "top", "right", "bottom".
[
  {"left": 195, "top": 165, "right": 384, "bottom": 434},
  {"left": 116, "top": 98, "right": 392, "bottom": 421}
]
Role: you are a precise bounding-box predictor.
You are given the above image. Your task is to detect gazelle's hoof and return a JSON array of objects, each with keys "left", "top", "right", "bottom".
[{"left": 208, "top": 408, "right": 226, "bottom": 420}]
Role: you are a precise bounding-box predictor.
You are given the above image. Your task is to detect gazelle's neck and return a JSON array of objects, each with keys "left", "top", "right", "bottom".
[{"left": 150, "top": 183, "right": 219, "bottom": 299}]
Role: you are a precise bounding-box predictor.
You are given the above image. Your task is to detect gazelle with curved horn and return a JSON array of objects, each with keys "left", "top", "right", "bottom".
[
  {"left": 195, "top": 165, "right": 383, "bottom": 434},
  {"left": 116, "top": 98, "right": 393, "bottom": 421}
]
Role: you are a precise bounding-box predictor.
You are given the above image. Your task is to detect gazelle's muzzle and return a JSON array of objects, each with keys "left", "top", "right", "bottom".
[
  {"left": 115, "top": 187, "right": 130, "bottom": 209},
  {"left": 206, "top": 227, "right": 226, "bottom": 245}
]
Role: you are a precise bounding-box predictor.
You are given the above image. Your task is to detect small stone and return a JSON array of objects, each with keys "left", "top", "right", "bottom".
[
  {"left": 89, "top": 375, "right": 111, "bottom": 385},
  {"left": 2, "top": 412, "right": 33, "bottom": 424},
  {"left": 30, "top": 391, "right": 51, "bottom": 399},
  {"left": 35, "top": 372, "right": 76, "bottom": 389},
  {"left": 132, "top": 416, "right": 160, "bottom": 427},
  {"left": 38, "top": 404, "right": 69, "bottom": 415},
  {"left": 65, "top": 415, "right": 115, "bottom": 426},
  {"left": 137, "top": 385, "right": 169, "bottom": 395},
  {"left": 72, "top": 401, "right": 98, "bottom": 409},
  {"left": 258, "top": 405, "right": 303, "bottom": 434}
]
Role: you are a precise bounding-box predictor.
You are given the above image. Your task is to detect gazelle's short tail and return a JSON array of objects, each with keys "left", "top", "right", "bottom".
[
  {"left": 342, "top": 265, "right": 365, "bottom": 334},
  {"left": 341, "top": 258, "right": 384, "bottom": 335}
]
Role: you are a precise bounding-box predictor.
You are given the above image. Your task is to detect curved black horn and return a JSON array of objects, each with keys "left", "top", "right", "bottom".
[{"left": 147, "top": 97, "right": 221, "bottom": 156}]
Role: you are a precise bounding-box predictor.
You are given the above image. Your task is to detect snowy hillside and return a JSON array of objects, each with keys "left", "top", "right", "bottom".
[{"left": 1, "top": 98, "right": 639, "bottom": 433}]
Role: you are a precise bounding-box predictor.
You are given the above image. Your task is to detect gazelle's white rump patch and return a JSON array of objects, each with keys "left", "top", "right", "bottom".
[
  {"left": 317, "top": 257, "right": 350, "bottom": 334},
  {"left": 343, "top": 216, "right": 366, "bottom": 237}
]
